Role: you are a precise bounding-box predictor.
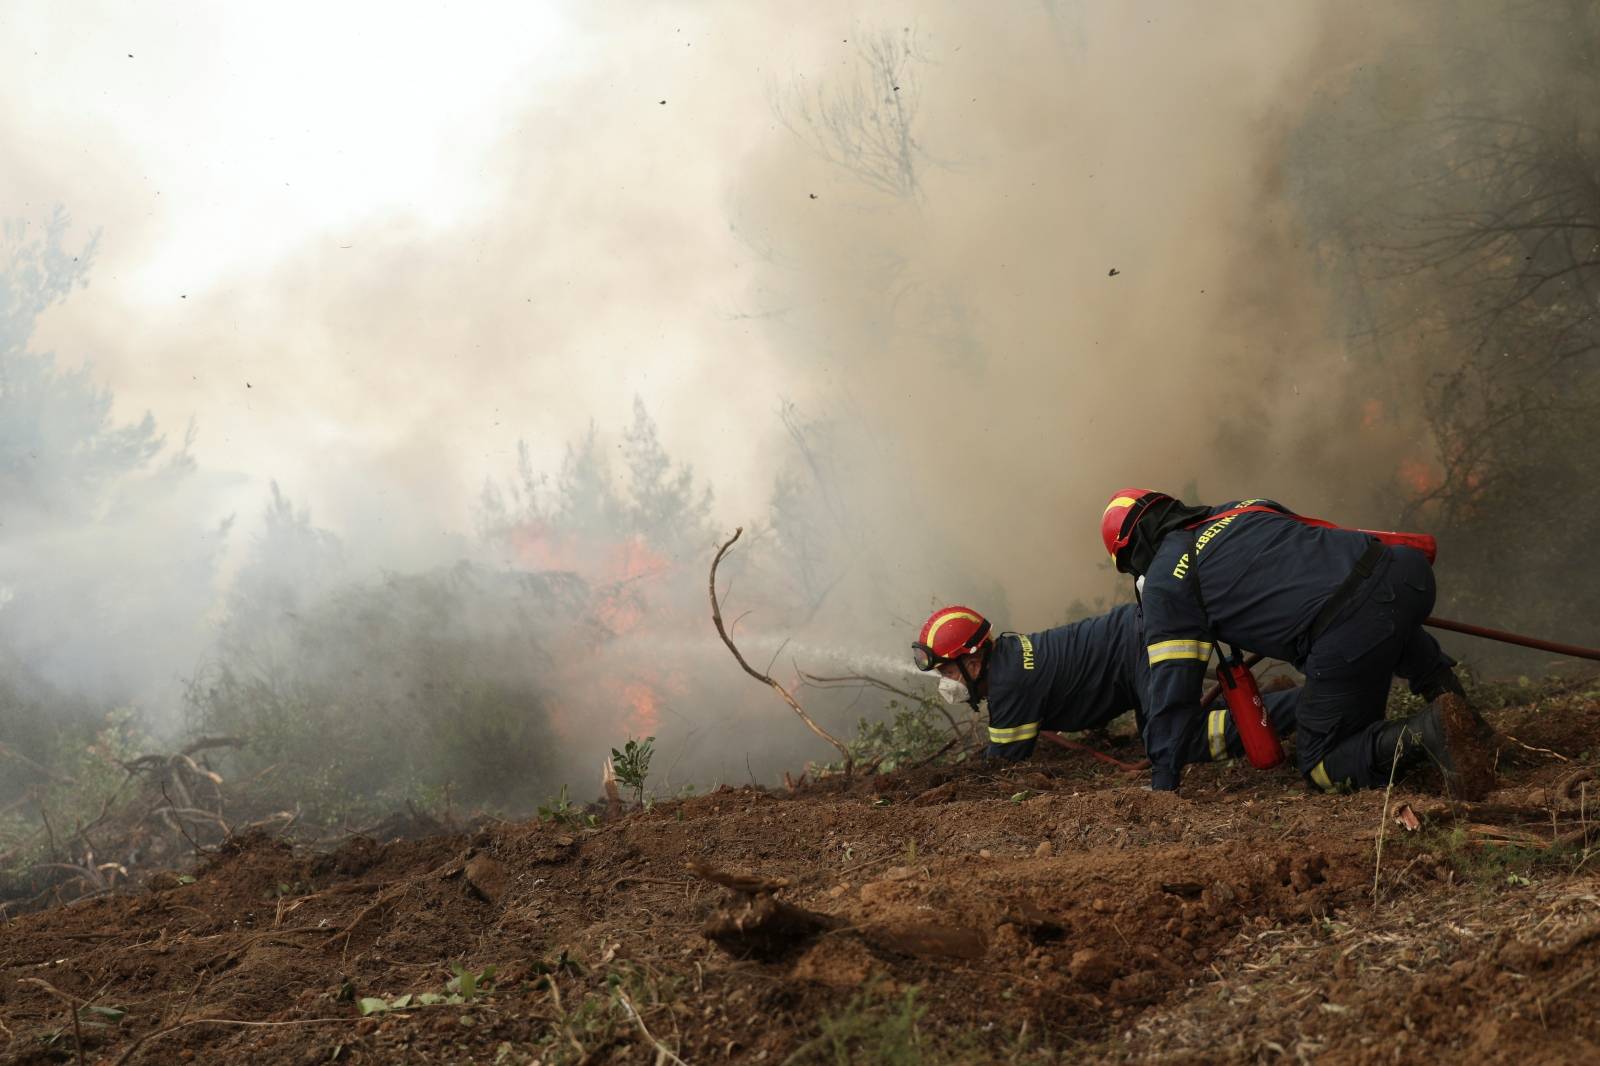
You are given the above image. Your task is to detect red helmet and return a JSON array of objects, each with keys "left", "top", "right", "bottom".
[
  {"left": 912, "top": 605, "right": 992, "bottom": 671},
  {"left": 1101, "top": 488, "right": 1169, "bottom": 561}
]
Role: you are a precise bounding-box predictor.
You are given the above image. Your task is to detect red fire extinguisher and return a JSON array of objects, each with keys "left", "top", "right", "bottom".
[{"left": 1217, "top": 644, "right": 1285, "bottom": 770}]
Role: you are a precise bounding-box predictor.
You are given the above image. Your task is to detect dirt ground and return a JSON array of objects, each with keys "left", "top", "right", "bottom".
[{"left": 4, "top": 681, "right": 1600, "bottom": 1064}]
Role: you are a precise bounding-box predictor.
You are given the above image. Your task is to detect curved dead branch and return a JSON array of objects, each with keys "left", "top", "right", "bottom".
[
  {"left": 708, "top": 528, "right": 853, "bottom": 774},
  {"left": 797, "top": 668, "right": 968, "bottom": 740}
]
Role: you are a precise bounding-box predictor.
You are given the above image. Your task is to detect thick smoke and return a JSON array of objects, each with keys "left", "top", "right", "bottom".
[
  {"left": 1, "top": 2, "right": 1585, "bottom": 810},
  {"left": 732, "top": 3, "right": 1384, "bottom": 634}
]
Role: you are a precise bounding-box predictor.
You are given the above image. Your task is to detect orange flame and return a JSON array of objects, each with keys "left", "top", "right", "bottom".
[
  {"left": 496, "top": 519, "right": 682, "bottom": 747},
  {"left": 1397, "top": 457, "right": 1442, "bottom": 496},
  {"left": 620, "top": 681, "right": 661, "bottom": 737},
  {"left": 505, "top": 524, "right": 667, "bottom": 636}
]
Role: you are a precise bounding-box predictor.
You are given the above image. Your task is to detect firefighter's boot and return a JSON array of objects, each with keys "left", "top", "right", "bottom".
[{"left": 1376, "top": 693, "right": 1497, "bottom": 801}]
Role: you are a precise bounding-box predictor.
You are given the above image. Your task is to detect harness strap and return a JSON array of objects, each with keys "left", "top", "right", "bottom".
[{"left": 1307, "top": 538, "right": 1386, "bottom": 644}]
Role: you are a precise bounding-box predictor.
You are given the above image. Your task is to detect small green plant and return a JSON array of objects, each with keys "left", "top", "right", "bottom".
[
  {"left": 821, "top": 699, "right": 960, "bottom": 776},
  {"left": 531, "top": 962, "right": 682, "bottom": 1066},
  {"left": 538, "top": 785, "right": 587, "bottom": 827},
  {"left": 42, "top": 1002, "right": 129, "bottom": 1056},
  {"left": 447, "top": 962, "right": 497, "bottom": 1001},
  {"left": 610, "top": 736, "right": 654, "bottom": 806},
  {"left": 355, "top": 963, "right": 498, "bottom": 1016},
  {"left": 786, "top": 979, "right": 927, "bottom": 1065},
  {"left": 357, "top": 994, "right": 409, "bottom": 1016},
  {"left": 1410, "top": 823, "right": 1590, "bottom": 888}
]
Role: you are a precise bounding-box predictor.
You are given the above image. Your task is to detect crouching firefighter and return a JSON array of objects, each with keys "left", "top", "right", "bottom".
[
  {"left": 910, "top": 603, "right": 1301, "bottom": 764},
  {"left": 1099, "top": 490, "right": 1497, "bottom": 798}
]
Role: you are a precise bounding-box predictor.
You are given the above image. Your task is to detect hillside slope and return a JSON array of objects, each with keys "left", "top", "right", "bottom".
[{"left": 3, "top": 685, "right": 1599, "bottom": 1064}]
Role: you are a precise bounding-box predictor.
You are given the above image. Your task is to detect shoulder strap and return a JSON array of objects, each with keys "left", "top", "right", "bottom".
[
  {"left": 1186, "top": 503, "right": 1436, "bottom": 563},
  {"left": 1187, "top": 529, "right": 1210, "bottom": 621},
  {"left": 1185, "top": 502, "right": 1338, "bottom": 532}
]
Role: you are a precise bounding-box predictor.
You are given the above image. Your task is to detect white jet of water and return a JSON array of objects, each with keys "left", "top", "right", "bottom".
[{"left": 606, "top": 630, "right": 929, "bottom": 683}]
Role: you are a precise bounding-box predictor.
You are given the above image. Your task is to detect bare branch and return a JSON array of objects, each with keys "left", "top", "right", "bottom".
[
  {"left": 708, "top": 528, "right": 852, "bottom": 772},
  {"left": 797, "top": 669, "right": 965, "bottom": 739},
  {"left": 771, "top": 29, "right": 928, "bottom": 199},
  {"left": 180, "top": 735, "right": 244, "bottom": 757},
  {"left": 0, "top": 742, "right": 74, "bottom": 785}
]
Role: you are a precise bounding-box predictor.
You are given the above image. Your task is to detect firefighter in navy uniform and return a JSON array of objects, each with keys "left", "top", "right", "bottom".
[
  {"left": 1099, "top": 489, "right": 1497, "bottom": 798},
  {"left": 910, "top": 603, "right": 1301, "bottom": 764}
]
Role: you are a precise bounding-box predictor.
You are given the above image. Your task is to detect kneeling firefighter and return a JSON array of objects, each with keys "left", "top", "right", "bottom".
[
  {"left": 911, "top": 603, "right": 1301, "bottom": 764},
  {"left": 1099, "top": 490, "right": 1497, "bottom": 797}
]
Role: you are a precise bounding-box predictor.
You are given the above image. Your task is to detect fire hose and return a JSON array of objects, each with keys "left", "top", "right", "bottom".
[
  {"left": 1199, "top": 618, "right": 1600, "bottom": 686},
  {"left": 1424, "top": 616, "right": 1600, "bottom": 663},
  {"left": 1191, "top": 617, "right": 1600, "bottom": 699}
]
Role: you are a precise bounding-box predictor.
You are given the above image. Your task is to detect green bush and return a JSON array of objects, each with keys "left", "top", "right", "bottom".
[
  {"left": 820, "top": 699, "right": 963, "bottom": 775},
  {"left": 0, "top": 706, "right": 149, "bottom": 888},
  {"left": 185, "top": 564, "right": 572, "bottom": 827}
]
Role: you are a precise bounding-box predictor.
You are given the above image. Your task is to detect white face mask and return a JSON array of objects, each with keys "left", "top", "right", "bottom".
[{"left": 937, "top": 676, "right": 970, "bottom": 705}]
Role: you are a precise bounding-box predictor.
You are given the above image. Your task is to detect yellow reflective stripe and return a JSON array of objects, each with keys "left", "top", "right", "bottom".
[
  {"left": 1207, "top": 709, "right": 1228, "bottom": 761},
  {"left": 988, "top": 722, "right": 1040, "bottom": 744},
  {"left": 1103, "top": 496, "right": 1140, "bottom": 558},
  {"left": 925, "top": 610, "right": 983, "bottom": 653},
  {"left": 1310, "top": 761, "right": 1335, "bottom": 793},
  {"left": 1147, "top": 639, "right": 1214, "bottom": 665}
]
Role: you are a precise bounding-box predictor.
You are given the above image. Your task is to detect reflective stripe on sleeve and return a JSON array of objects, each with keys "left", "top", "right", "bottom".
[
  {"left": 988, "top": 722, "right": 1040, "bottom": 744},
  {"left": 1310, "top": 761, "right": 1336, "bottom": 793},
  {"left": 1147, "top": 639, "right": 1214, "bottom": 665},
  {"left": 1207, "top": 709, "right": 1228, "bottom": 761}
]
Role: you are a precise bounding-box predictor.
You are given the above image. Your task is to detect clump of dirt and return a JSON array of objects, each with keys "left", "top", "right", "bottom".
[{"left": 2, "top": 684, "right": 1599, "bottom": 1063}]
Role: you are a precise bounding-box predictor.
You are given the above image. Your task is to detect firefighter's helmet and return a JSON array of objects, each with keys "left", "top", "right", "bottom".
[
  {"left": 1101, "top": 488, "right": 1170, "bottom": 562},
  {"left": 912, "top": 606, "right": 992, "bottom": 672}
]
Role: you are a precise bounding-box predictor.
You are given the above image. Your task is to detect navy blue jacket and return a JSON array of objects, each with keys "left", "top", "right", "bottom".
[
  {"left": 1140, "top": 499, "right": 1373, "bottom": 790},
  {"left": 984, "top": 604, "right": 1146, "bottom": 760}
]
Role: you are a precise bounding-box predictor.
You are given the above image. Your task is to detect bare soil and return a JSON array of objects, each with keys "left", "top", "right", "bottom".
[{"left": 4, "top": 683, "right": 1600, "bottom": 1064}]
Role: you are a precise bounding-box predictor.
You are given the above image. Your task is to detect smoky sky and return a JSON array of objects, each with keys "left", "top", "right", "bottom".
[{"left": 3, "top": 0, "right": 1494, "bottom": 717}]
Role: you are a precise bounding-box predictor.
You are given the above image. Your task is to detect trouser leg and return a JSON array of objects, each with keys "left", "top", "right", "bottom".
[
  {"left": 1298, "top": 670, "right": 1400, "bottom": 791},
  {"left": 1399, "top": 629, "right": 1464, "bottom": 700},
  {"left": 1299, "top": 548, "right": 1440, "bottom": 792},
  {"left": 1384, "top": 547, "right": 1464, "bottom": 700}
]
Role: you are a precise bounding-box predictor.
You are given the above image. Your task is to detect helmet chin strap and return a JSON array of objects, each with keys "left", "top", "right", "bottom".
[{"left": 956, "top": 644, "right": 991, "bottom": 712}]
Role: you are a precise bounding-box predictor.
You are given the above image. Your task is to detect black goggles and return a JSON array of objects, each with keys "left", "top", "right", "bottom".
[{"left": 911, "top": 619, "right": 991, "bottom": 672}]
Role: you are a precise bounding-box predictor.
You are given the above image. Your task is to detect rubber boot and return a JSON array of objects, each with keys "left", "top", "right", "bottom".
[{"left": 1376, "top": 693, "right": 1496, "bottom": 800}]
